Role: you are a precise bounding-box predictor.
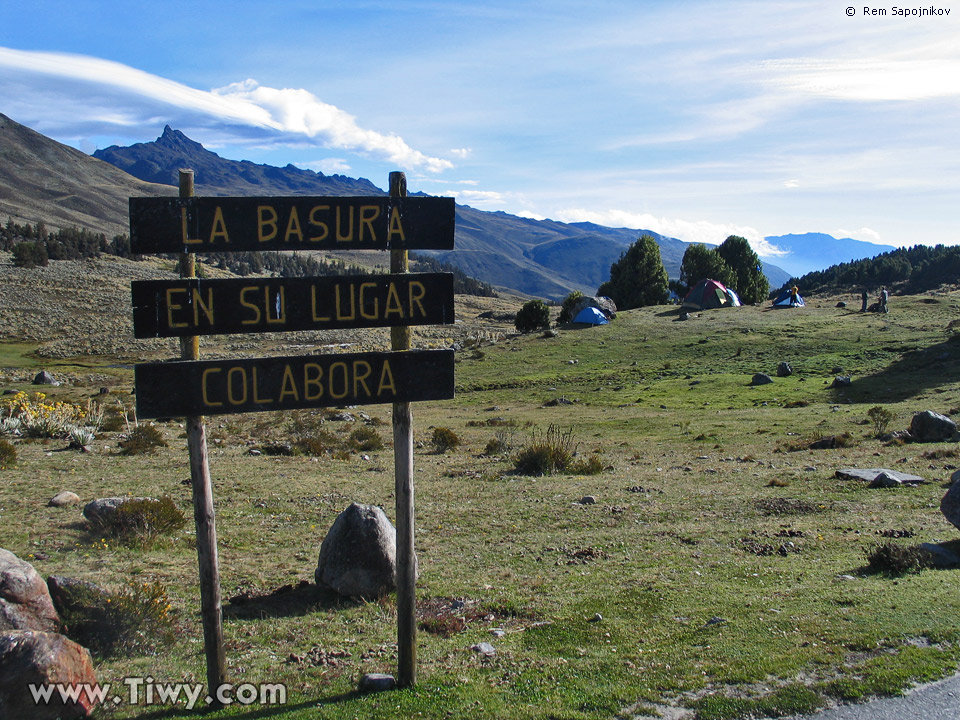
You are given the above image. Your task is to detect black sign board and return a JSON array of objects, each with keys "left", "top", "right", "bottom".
[
  {"left": 134, "top": 349, "right": 455, "bottom": 418},
  {"left": 130, "top": 196, "right": 455, "bottom": 254},
  {"left": 131, "top": 272, "right": 454, "bottom": 338}
]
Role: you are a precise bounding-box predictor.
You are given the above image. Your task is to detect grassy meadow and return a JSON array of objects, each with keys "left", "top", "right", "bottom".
[{"left": 3, "top": 287, "right": 960, "bottom": 719}]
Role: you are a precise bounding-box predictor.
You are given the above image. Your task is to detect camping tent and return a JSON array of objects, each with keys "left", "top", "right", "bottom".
[
  {"left": 682, "top": 279, "right": 739, "bottom": 311},
  {"left": 572, "top": 307, "right": 609, "bottom": 325},
  {"left": 571, "top": 295, "right": 617, "bottom": 320},
  {"left": 772, "top": 288, "right": 805, "bottom": 308}
]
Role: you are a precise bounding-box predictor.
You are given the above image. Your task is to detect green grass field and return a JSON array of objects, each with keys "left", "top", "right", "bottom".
[{"left": 3, "top": 290, "right": 960, "bottom": 719}]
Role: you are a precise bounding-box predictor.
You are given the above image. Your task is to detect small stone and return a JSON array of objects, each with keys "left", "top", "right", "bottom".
[
  {"left": 472, "top": 642, "right": 496, "bottom": 657},
  {"left": 48, "top": 491, "right": 81, "bottom": 508},
  {"left": 588, "top": 613, "right": 602, "bottom": 622},
  {"left": 357, "top": 673, "right": 396, "bottom": 694},
  {"left": 579, "top": 496, "right": 596, "bottom": 505},
  {"left": 869, "top": 471, "right": 903, "bottom": 488},
  {"left": 490, "top": 628, "right": 506, "bottom": 638},
  {"left": 751, "top": 373, "right": 773, "bottom": 386}
]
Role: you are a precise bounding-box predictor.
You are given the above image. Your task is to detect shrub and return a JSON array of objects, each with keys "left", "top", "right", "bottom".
[
  {"left": 513, "top": 425, "right": 577, "bottom": 476},
  {"left": 431, "top": 427, "right": 461, "bottom": 453},
  {"left": 514, "top": 299, "right": 550, "bottom": 333},
  {"left": 864, "top": 542, "right": 935, "bottom": 576},
  {"left": 59, "top": 580, "right": 175, "bottom": 657},
  {"left": 294, "top": 430, "right": 340, "bottom": 456},
  {"left": 867, "top": 405, "right": 894, "bottom": 437},
  {"left": 570, "top": 454, "right": 605, "bottom": 475},
  {"left": 349, "top": 426, "right": 384, "bottom": 452},
  {"left": 1, "top": 391, "right": 91, "bottom": 439},
  {"left": 484, "top": 432, "right": 510, "bottom": 455},
  {"left": 0, "top": 438, "right": 16, "bottom": 469},
  {"left": 11, "top": 241, "right": 49, "bottom": 268},
  {"left": 119, "top": 425, "right": 167, "bottom": 455},
  {"left": 67, "top": 426, "right": 96, "bottom": 449},
  {"left": 109, "top": 496, "right": 186, "bottom": 542},
  {"left": 557, "top": 290, "right": 584, "bottom": 324}
]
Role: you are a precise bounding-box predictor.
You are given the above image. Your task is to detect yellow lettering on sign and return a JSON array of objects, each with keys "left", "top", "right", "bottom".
[
  {"left": 251, "top": 367, "right": 273, "bottom": 404},
  {"left": 304, "top": 363, "right": 323, "bottom": 400},
  {"left": 165, "top": 288, "right": 189, "bottom": 329},
  {"left": 308, "top": 205, "right": 330, "bottom": 242},
  {"left": 335, "top": 284, "right": 356, "bottom": 321},
  {"left": 378, "top": 360, "right": 396, "bottom": 395},
  {"left": 193, "top": 288, "right": 215, "bottom": 326},
  {"left": 284, "top": 207, "right": 303, "bottom": 243},
  {"left": 359, "top": 282, "right": 378, "bottom": 320},
  {"left": 226, "top": 367, "right": 247, "bottom": 406},
  {"left": 258, "top": 205, "right": 278, "bottom": 242},
  {"left": 408, "top": 281, "right": 426, "bottom": 318},
  {"left": 278, "top": 365, "right": 299, "bottom": 402},
  {"left": 384, "top": 283, "right": 404, "bottom": 318},
  {"left": 182, "top": 208, "right": 202, "bottom": 245},
  {"left": 240, "top": 287, "right": 261, "bottom": 325},
  {"left": 336, "top": 206, "right": 354, "bottom": 243},
  {"left": 310, "top": 285, "right": 331, "bottom": 322},
  {"left": 353, "top": 360, "right": 372, "bottom": 397},
  {"left": 388, "top": 207, "right": 405, "bottom": 243},
  {"left": 359, "top": 205, "right": 379, "bottom": 242},
  {"left": 329, "top": 362, "right": 348, "bottom": 399},
  {"left": 201, "top": 368, "right": 223, "bottom": 407},
  {"left": 208, "top": 206, "right": 230, "bottom": 243}
]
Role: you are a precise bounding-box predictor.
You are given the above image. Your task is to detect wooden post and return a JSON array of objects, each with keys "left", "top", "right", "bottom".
[
  {"left": 390, "top": 171, "right": 417, "bottom": 688},
  {"left": 179, "top": 169, "right": 227, "bottom": 702}
]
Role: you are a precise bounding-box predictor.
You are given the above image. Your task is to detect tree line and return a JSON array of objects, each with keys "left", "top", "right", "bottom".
[
  {"left": 772, "top": 244, "right": 960, "bottom": 297},
  {"left": 595, "top": 233, "right": 768, "bottom": 310}
]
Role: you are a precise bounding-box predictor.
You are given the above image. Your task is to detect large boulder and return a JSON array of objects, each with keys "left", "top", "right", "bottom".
[
  {"left": 909, "top": 411, "right": 957, "bottom": 443},
  {"left": 0, "top": 550, "right": 59, "bottom": 633},
  {"left": 0, "top": 630, "right": 97, "bottom": 719},
  {"left": 315, "top": 503, "right": 404, "bottom": 598},
  {"left": 82, "top": 497, "right": 153, "bottom": 527},
  {"left": 941, "top": 470, "right": 960, "bottom": 533},
  {"left": 31, "top": 371, "right": 59, "bottom": 387}
]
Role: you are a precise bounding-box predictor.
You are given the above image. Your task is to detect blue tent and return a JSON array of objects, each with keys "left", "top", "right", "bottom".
[
  {"left": 772, "top": 288, "right": 805, "bottom": 308},
  {"left": 573, "top": 307, "right": 609, "bottom": 325}
]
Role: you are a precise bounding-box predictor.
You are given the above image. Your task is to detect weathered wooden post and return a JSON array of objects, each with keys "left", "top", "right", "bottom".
[
  {"left": 178, "top": 169, "right": 227, "bottom": 702},
  {"left": 390, "top": 171, "right": 418, "bottom": 688}
]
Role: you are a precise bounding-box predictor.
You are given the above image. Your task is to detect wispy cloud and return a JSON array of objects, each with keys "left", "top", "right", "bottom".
[
  {"left": 553, "top": 208, "right": 788, "bottom": 258},
  {"left": 0, "top": 47, "right": 452, "bottom": 172},
  {"left": 764, "top": 58, "right": 960, "bottom": 101}
]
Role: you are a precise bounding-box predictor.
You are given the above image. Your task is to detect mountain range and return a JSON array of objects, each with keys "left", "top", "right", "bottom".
[{"left": 2, "top": 113, "right": 894, "bottom": 299}]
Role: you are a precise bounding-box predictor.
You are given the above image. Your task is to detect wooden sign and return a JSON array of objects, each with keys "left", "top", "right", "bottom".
[
  {"left": 134, "top": 349, "right": 455, "bottom": 418},
  {"left": 129, "top": 196, "right": 455, "bottom": 254},
  {"left": 131, "top": 272, "right": 454, "bottom": 338}
]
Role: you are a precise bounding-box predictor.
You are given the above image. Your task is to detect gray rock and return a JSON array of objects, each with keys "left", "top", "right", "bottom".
[
  {"left": 0, "top": 631, "right": 97, "bottom": 718},
  {"left": 836, "top": 468, "right": 925, "bottom": 484},
  {"left": 578, "top": 496, "right": 597, "bottom": 505},
  {"left": 751, "top": 373, "right": 773, "bottom": 386},
  {"left": 831, "top": 375, "right": 852, "bottom": 387},
  {"left": 472, "top": 641, "right": 496, "bottom": 657},
  {"left": 31, "top": 371, "right": 59, "bottom": 386},
  {"left": 909, "top": 410, "right": 957, "bottom": 443},
  {"left": 48, "top": 491, "right": 81, "bottom": 507},
  {"left": 46, "top": 576, "right": 109, "bottom": 618},
  {"left": 82, "top": 497, "right": 153, "bottom": 527},
  {"left": 315, "top": 503, "right": 404, "bottom": 598},
  {"left": 0, "top": 549, "right": 59, "bottom": 632},
  {"left": 920, "top": 542, "right": 960, "bottom": 569},
  {"left": 940, "top": 472, "right": 960, "bottom": 533},
  {"left": 357, "top": 673, "right": 396, "bottom": 694},
  {"left": 776, "top": 362, "right": 793, "bottom": 377},
  {"left": 869, "top": 471, "right": 903, "bottom": 488}
]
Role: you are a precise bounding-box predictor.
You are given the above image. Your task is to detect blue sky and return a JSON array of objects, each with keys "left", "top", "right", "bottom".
[{"left": 0, "top": 0, "right": 957, "bottom": 262}]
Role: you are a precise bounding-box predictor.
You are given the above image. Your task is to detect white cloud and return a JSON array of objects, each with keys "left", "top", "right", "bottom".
[
  {"left": 553, "top": 208, "right": 789, "bottom": 259},
  {"left": 444, "top": 190, "right": 505, "bottom": 206},
  {"left": 765, "top": 58, "right": 960, "bottom": 101},
  {"left": 449, "top": 148, "right": 472, "bottom": 159},
  {"left": 0, "top": 47, "right": 452, "bottom": 172},
  {"left": 298, "top": 158, "right": 353, "bottom": 174},
  {"left": 834, "top": 227, "right": 885, "bottom": 244}
]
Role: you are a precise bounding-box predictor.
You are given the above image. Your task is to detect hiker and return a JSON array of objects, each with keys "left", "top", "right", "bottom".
[
  {"left": 860, "top": 289, "right": 868, "bottom": 312},
  {"left": 879, "top": 287, "right": 889, "bottom": 313},
  {"left": 789, "top": 286, "right": 799, "bottom": 306}
]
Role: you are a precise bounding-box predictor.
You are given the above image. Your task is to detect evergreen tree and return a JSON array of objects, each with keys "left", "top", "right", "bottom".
[
  {"left": 678, "top": 243, "right": 734, "bottom": 295},
  {"left": 596, "top": 234, "right": 669, "bottom": 310},
  {"left": 715, "top": 235, "right": 768, "bottom": 303}
]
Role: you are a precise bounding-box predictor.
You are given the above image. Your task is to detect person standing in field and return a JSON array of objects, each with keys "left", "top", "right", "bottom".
[
  {"left": 879, "top": 287, "right": 889, "bottom": 313},
  {"left": 861, "top": 289, "right": 868, "bottom": 312}
]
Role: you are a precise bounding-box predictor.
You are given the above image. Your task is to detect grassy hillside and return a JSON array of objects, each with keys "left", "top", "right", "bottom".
[{"left": 2, "top": 269, "right": 960, "bottom": 719}]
